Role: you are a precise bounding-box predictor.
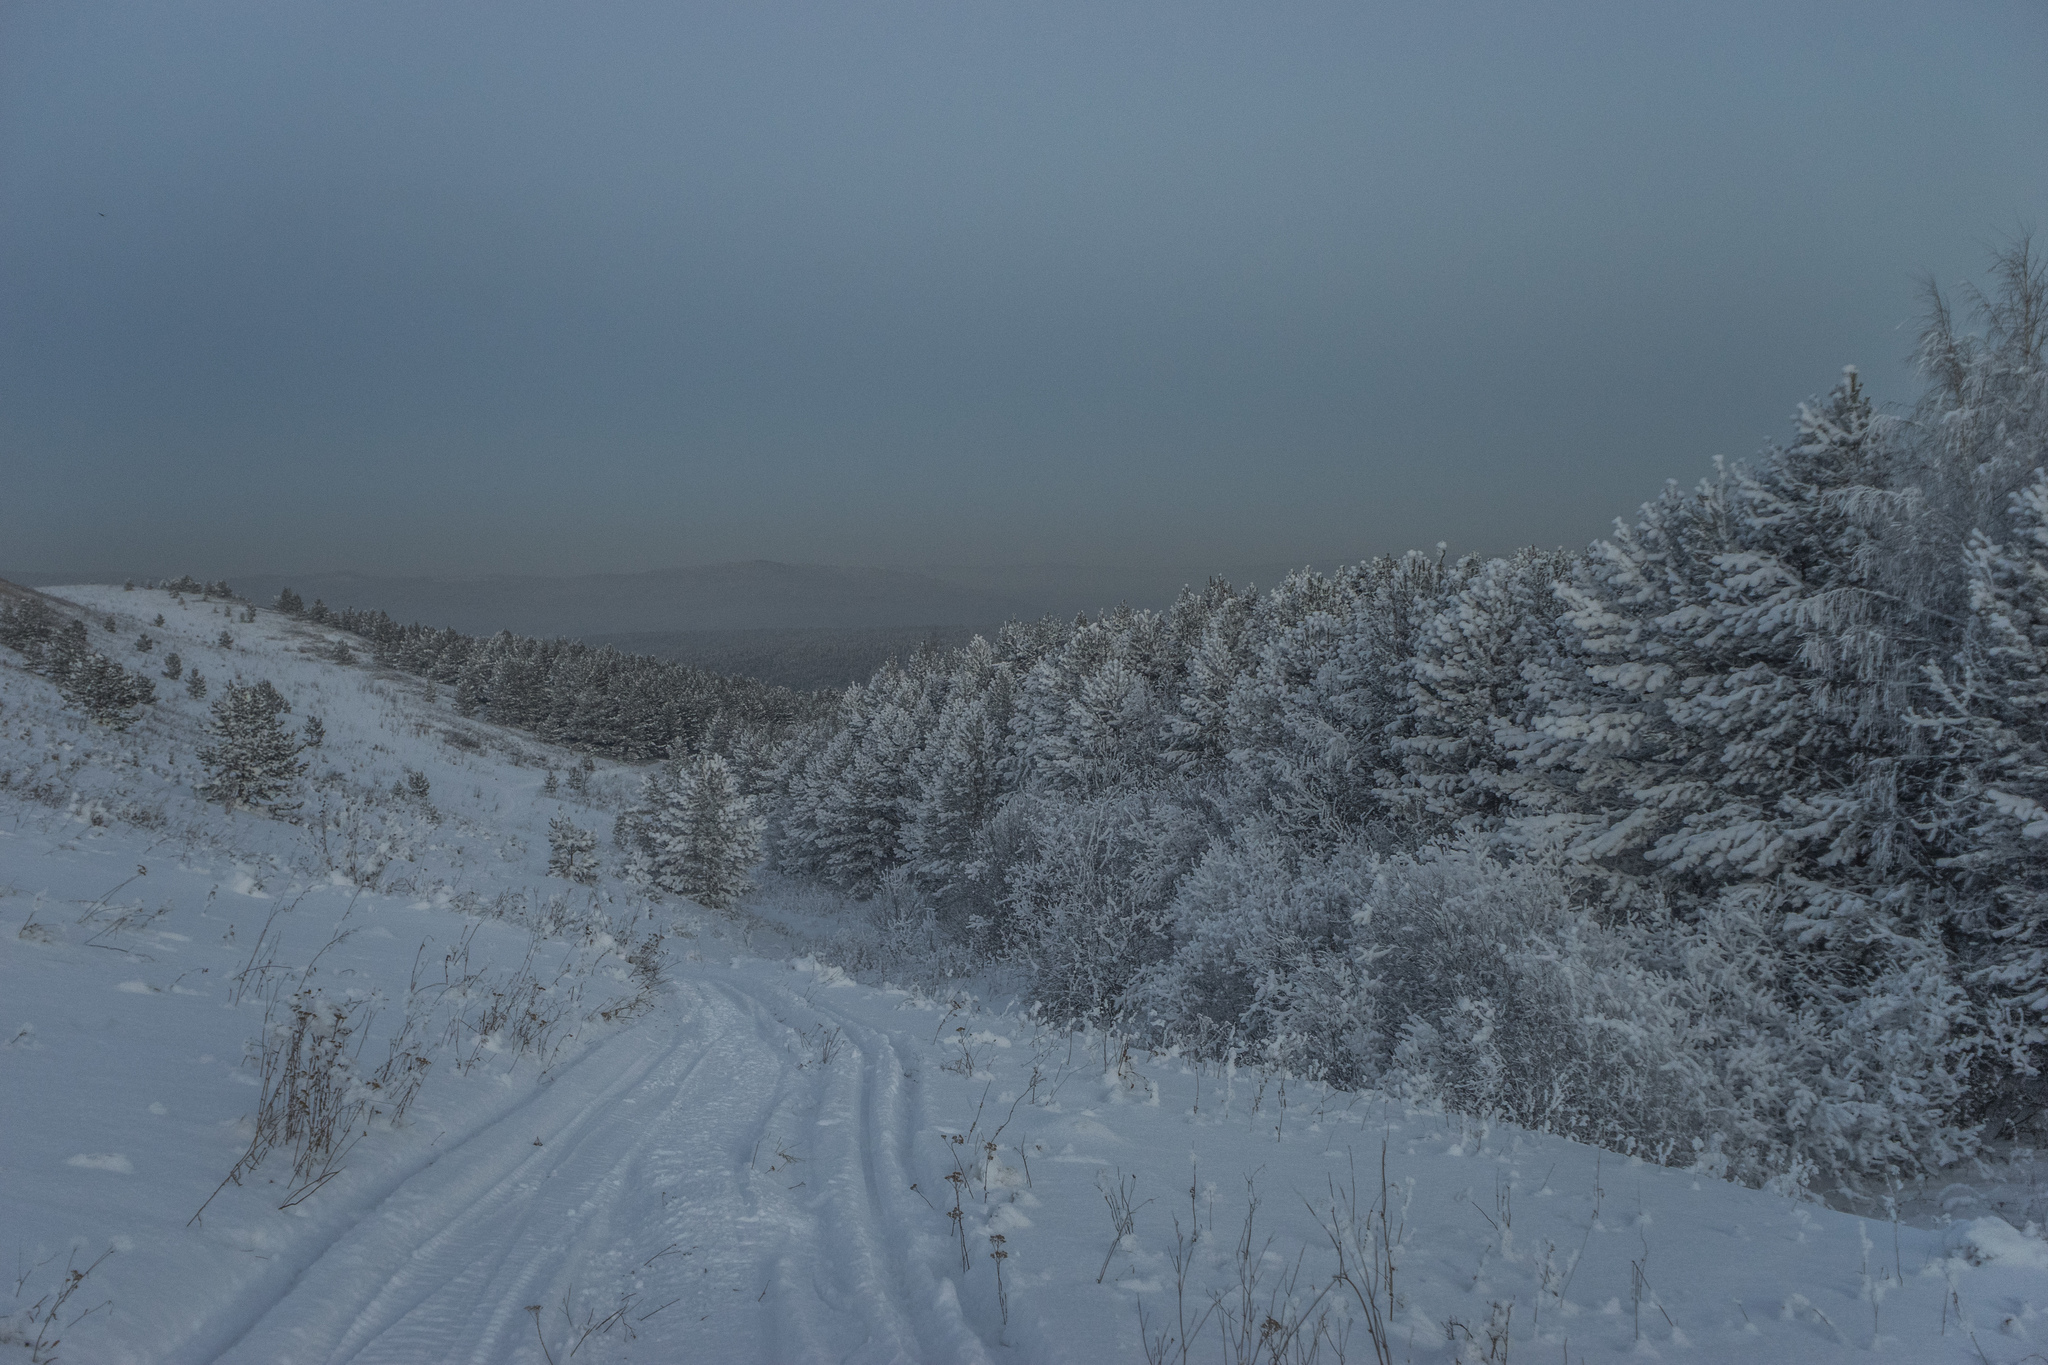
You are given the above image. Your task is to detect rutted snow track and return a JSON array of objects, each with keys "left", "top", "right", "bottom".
[{"left": 201, "top": 971, "right": 994, "bottom": 1365}]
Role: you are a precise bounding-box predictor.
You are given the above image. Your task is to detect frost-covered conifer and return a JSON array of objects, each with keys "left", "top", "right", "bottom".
[
  {"left": 1223, "top": 554, "right": 1463, "bottom": 845},
  {"left": 63, "top": 652, "right": 156, "bottom": 729},
  {"left": 903, "top": 646, "right": 1015, "bottom": 921},
  {"left": 1394, "top": 548, "right": 1576, "bottom": 832},
  {"left": 623, "top": 752, "right": 763, "bottom": 908},
  {"left": 198, "top": 680, "right": 306, "bottom": 814},
  {"left": 547, "top": 816, "right": 600, "bottom": 884}
]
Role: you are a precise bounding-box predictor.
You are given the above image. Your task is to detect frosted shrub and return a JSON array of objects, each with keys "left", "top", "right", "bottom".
[
  {"left": 1666, "top": 899, "right": 1977, "bottom": 1190},
  {"left": 1132, "top": 822, "right": 1382, "bottom": 1067},
  {"left": 1362, "top": 846, "right": 1713, "bottom": 1162},
  {"left": 1145, "top": 835, "right": 1711, "bottom": 1154},
  {"left": 1142, "top": 834, "right": 1976, "bottom": 1189},
  {"left": 1000, "top": 792, "right": 1211, "bottom": 1022}
]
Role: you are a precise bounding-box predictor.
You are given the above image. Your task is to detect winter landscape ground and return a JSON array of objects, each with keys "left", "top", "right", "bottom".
[{"left": 4, "top": 579, "right": 2048, "bottom": 1364}]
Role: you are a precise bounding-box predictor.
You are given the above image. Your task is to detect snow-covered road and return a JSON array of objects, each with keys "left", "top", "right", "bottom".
[
  {"left": 205, "top": 973, "right": 994, "bottom": 1365},
  {"left": 10, "top": 582, "right": 2047, "bottom": 1365}
]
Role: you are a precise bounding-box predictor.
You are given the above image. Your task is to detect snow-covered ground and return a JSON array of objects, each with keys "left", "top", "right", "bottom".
[{"left": 4, "top": 583, "right": 2046, "bottom": 1363}]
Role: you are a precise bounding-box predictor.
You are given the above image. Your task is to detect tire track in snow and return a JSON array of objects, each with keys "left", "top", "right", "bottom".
[
  {"left": 744, "top": 976, "right": 1000, "bottom": 1365},
  {"left": 195, "top": 972, "right": 998, "bottom": 1364}
]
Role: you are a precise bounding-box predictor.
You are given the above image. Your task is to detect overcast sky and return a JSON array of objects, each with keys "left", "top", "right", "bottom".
[{"left": 4, "top": 1, "right": 2045, "bottom": 581}]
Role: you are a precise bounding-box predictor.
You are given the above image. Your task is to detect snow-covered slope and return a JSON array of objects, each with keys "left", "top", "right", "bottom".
[{"left": 3, "top": 584, "right": 2044, "bottom": 1363}]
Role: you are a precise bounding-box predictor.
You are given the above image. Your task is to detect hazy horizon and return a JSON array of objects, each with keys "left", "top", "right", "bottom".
[{"left": 6, "top": 2, "right": 2046, "bottom": 581}]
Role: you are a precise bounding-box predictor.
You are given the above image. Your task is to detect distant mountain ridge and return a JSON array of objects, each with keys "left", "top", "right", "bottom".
[
  {"left": 217, "top": 562, "right": 1035, "bottom": 639},
  {"left": 585, "top": 626, "right": 980, "bottom": 692}
]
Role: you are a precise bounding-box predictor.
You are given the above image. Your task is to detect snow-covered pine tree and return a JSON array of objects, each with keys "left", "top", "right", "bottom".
[
  {"left": 275, "top": 587, "right": 305, "bottom": 615},
  {"left": 547, "top": 815, "right": 601, "bottom": 885},
  {"left": 1393, "top": 548, "right": 1576, "bottom": 833},
  {"left": 1653, "top": 371, "right": 1921, "bottom": 935},
  {"left": 62, "top": 651, "right": 157, "bottom": 728},
  {"left": 1223, "top": 554, "right": 1464, "bottom": 847},
  {"left": 779, "top": 665, "right": 935, "bottom": 895},
  {"left": 902, "top": 642, "right": 1016, "bottom": 925},
  {"left": 198, "top": 680, "right": 306, "bottom": 814},
  {"left": 1161, "top": 582, "right": 1256, "bottom": 777},
  {"left": 624, "top": 752, "right": 764, "bottom": 908},
  {"left": 1919, "top": 244, "right": 2048, "bottom": 1128},
  {"left": 1927, "top": 471, "right": 2048, "bottom": 1129},
  {"left": 1518, "top": 374, "right": 1978, "bottom": 1178}
]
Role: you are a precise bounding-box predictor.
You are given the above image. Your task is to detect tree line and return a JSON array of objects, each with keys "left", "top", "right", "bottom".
[{"left": 760, "top": 243, "right": 2048, "bottom": 1192}]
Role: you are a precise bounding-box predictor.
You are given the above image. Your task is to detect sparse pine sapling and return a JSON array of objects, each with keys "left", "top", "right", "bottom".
[
  {"left": 303, "top": 714, "right": 325, "bottom": 748},
  {"left": 152, "top": 613, "right": 165, "bottom": 627},
  {"left": 186, "top": 668, "right": 207, "bottom": 700},
  {"left": 548, "top": 816, "right": 600, "bottom": 884},
  {"left": 198, "top": 679, "right": 306, "bottom": 814},
  {"left": 218, "top": 630, "right": 234, "bottom": 649},
  {"left": 543, "top": 768, "right": 560, "bottom": 797},
  {"left": 136, "top": 633, "right": 153, "bottom": 652},
  {"left": 162, "top": 652, "right": 183, "bottom": 681}
]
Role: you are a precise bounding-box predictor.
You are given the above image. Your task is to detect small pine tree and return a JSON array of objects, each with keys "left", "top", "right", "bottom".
[
  {"left": 63, "top": 653, "right": 156, "bottom": 728},
  {"left": 162, "top": 652, "right": 183, "bottom": 681},
  {"left": 542, "top": 769, "right": 559, "bottom": 796},
  {"left": 275, "top": 587, "right": 305, "bottom": 615},
  {"left": 218, "top": 630, "right": 234, "bottom": 650},
  {"left": 624, "top": 752, "right": 763, "bottom": 908},
  {"left": 152, "top": 614, "right": 165, "bottom": 627},
  {"left": 547, "top": 816, "right": 600, "bottom": 884},
  {"left": 186, "top": 668, "right": 207, "bottom": 700},
  {"left": 198, "top": 680, "right": 306, "bottom": 813},
  {"left": 135, "top": 633, "right": 153, "bottom": 652},
  {"left": 329, "top": 639, "right": 353, "bottom": 666},
  {"left": 303, "top": 714, "right": 325, "bottom": 748}
]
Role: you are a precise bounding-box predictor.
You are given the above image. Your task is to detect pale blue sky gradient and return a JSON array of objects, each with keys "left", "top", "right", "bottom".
[{"left": 3, "top": 1, "right": 2045, "bottom": 579}]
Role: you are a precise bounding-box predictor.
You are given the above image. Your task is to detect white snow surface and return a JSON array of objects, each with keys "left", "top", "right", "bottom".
[{"left": 3, "top": 584, "right": 2046, "bottom": 1363}]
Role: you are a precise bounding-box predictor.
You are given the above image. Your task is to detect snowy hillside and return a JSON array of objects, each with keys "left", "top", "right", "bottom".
[{"left": 3, "top": 582, "right": 2046, "bottom": 1364}]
